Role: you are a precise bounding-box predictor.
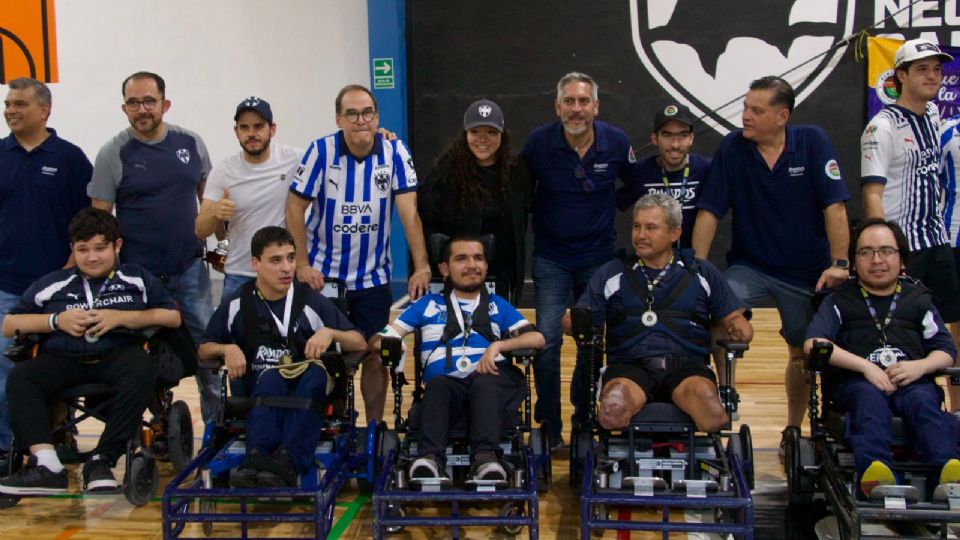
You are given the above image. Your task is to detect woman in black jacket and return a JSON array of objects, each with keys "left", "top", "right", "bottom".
[{"left": 418, "top": 100, "right": 532, "bottom": 302}]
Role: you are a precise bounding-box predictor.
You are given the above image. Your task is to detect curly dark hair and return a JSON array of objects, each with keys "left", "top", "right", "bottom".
[{"left": 431, "top": 128, "right": 515, "bottom": 212}]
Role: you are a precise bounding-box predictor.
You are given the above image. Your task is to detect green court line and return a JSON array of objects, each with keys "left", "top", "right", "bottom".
[
  {"left": 327, "top": 493, "right": 370, "bottom": 539},
  {"left": 40, "top": 493, "right": 350, "bottom": 508}
]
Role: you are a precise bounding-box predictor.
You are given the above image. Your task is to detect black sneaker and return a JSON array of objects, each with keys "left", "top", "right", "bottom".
[
  {"left": 471, "top": 451, "right": 507, "bottom": 481},
  {"left": 256, "top": 449, "right": 298, "bottom": 488},
  {"left": 550, "top": 435, "right": 566, "bottom": 452},
  {"left": 80, "top": 454, "right": 117, "bottom": 492},
  {"left": 0, "top": 455, "right": 67, "bottom": 495},
  {"left": 230, "top": 450, "right": 269, "bottom": 488}
]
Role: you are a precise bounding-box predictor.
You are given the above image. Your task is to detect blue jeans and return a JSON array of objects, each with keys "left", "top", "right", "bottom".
[
  {"left": 531, "top": 255, "right": 605, "bottom": 439},
  {"left": 247, "top": 365, "right": 328, "bottom": 473},
  {"left": 0, "top": 289, "right": 18, "bottom": 450},
  {"left": 162, "top": 259, "right": 218, "bottom": 425},
  {"left": 221, "top": 273, "right": 254, "bottom": 305},
  {"left": 832, "top": 377, "right": 959, "bottom": 476}
]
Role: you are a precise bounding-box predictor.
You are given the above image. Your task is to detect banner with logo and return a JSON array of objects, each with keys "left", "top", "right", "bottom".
[{"left": 867, "top": 37, "right": 960, "bottom": 120}]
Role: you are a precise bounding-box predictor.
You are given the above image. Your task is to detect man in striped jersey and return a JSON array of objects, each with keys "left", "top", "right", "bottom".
[
  {"left": 861, "top": 39, "right": 960, "bottom": 411},
  {"left": 367, "top": 235, "right": 544, "bottom": 480},
  {"left": 285, "top": 84, "right": 431, "bottom": 422}
]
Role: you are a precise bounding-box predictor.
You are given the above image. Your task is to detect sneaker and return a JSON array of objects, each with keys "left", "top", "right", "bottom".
[
  {"left": 230, "top": 450, "right": 269, "bottom": 488},
  {"left": 0, "top": 456, "right": 67, "bottom": 495},
  {"left": 409, "top": 455, "right": 443, "bottom": 480},
  {"left": 0, "top": 449, "right": 9, "bottom": 474},
  {"left": 256, "top": 449, "right": 298, "bottom": 488},
  {"left": 550, "top": 435, "right": 566, "bottom": 452},
  {"left": 471, "top": 452, "right": 506, "bottom": 481},
  {"left": 80, "top": 454, "right": 117, "bottom": 492},
  {"left": 940, "top": 458, "right": 960, "bottom": 486},
  {"left": 860, "top": 460, "right": 896, "bottom": 497}
]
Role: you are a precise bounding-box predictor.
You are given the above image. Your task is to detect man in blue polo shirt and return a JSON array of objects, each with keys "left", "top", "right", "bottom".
[
  {"left": 0, "top": 77, "right": 92, "bottom": 468},
  {"left": 691, "top": 76, "right": 850, "bottom": 442},
  {"left": 88, "top": 71, "right": 218, "bottom": 424},
  {"left": 522, "top": 71, "right": 642, "bottom": 448}
]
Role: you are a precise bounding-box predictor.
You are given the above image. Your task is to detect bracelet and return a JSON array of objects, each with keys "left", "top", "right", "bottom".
[{"left": 49, "top": 313, "right": 58, "bottom": 331}]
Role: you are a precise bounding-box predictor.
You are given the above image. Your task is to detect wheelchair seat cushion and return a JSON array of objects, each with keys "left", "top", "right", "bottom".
[
  {"left": 630, "top": 402, "right": 695, "bottom": 425},
  {"left": 827, "top": 410, "right": 907, "bottom": 445}
]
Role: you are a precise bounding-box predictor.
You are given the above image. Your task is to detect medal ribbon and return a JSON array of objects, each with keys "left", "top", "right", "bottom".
[
  {"left": 859, "top": 281, "right": 902, "bottom": 347},
  {"left": 257, "top": 285, "right": 294, "bottom": 339},
  {"left": 637, "top": 255, "right": 674, "bottom": 312},
  {"left": 447, "top": 292, "right": 480, "bottom": 361},
  {"left": 82, "top": 271, "right": 116, "bottom": 309}
]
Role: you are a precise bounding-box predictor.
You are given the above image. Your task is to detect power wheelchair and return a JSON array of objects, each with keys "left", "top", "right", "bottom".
[
  {"left": 371, "top": 332, "right": 549, "bottom": 539},
  {"left": 1, "top": 322, "right": 197, "bottom": 507},
  {"left": 162, "top": 278, "right": 384, "bottom": 539},
  {"left": 567, "top": 307, "right": 755, "bottom": 539},
  {"left": 784, "top": 340, "right": 960, "bottom": 539}
]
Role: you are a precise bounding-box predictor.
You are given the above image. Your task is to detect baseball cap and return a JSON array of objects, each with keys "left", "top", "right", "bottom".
[
  {"left": 463, "top": 99, "right": 505, "bottom": 132},
  {"left": 894, "top": 39, "right": 953, "bottom": 69},
  {"left": 653, "top": 102, "right": 695, "bottom": 132},
  {"left": 234, "top": 96, "right": 273, "bottom": 123}
]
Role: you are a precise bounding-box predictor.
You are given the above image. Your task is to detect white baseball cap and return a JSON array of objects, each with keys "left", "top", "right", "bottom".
[{"left": 894, "top": 39, "right": 953, "bottom": 69}]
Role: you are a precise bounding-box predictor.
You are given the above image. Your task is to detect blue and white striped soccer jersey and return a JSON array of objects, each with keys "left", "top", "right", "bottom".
[
  {"left": 940, "top": 115, "right": 960, "bottom": 246},
  {"left": 289, "top": 132, "right": 417, "bottom": 290},
  {"left": 391, "top": 292, "right": 531, "bottom": 383},
  {"left": 862, "top": 102, "right": 948, "bottom": 250}
]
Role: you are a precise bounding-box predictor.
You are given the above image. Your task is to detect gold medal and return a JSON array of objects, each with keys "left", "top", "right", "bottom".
[{"left": 280, "top": 353, "right": 293, "bottom": 366}]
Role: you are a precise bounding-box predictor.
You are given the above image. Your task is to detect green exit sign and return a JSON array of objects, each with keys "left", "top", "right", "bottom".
[{"left": 373, "top": 57, "right": 394, "bottom": 89}]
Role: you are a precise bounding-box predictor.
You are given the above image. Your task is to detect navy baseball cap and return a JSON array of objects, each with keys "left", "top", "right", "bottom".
[
  {"left": 463, "top": 99, "right": 505, "bottom": 132},
  {"left": 234, "top": 96, "right": 273, "bottom": 123},
  {"left": 653, "top": 102, "right": 696, "bottom": 132}
]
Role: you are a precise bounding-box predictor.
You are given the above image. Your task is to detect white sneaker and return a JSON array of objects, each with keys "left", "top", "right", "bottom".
[{"left": 409, "top": 456, "right": 442, "bottom": 479}]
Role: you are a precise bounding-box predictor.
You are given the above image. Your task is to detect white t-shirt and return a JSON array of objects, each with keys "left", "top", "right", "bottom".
[{"left": 203, "top": 143, "right": 302, "bottom": 276}]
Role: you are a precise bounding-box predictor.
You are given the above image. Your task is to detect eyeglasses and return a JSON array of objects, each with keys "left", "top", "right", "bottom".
[
  {"left": 855, "top": 247, "right": 899, "bottom": 259},
  {"left": 124, "top": 97, "right": 159, "bottom": 111},
  {"left": 574, "top": 165, "right": 595, "bottom": 191},
  {"left": 342, "top": 108, "right": 376, "bottom": 123}
]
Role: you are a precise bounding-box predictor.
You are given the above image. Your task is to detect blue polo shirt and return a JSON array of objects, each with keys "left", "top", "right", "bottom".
[
  {"left": 616, "top": 153, "right": 711, "bottom": 249},
  {"left": 696, "top": 125, "right": 849, "bottom": 288},
  {"left": 523, "top": 120, "right": 641, "bottom": 266},
  {"left": 0, "top": 129, "right": 92, "bottom": 295}
]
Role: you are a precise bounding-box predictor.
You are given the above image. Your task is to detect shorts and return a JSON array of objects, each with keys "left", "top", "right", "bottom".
[
  {"left": 724, "top": 264, "right": 814, "bottom": 347},
  {"left": 602, "top": 360, "right": 716, "bottom": 403}
]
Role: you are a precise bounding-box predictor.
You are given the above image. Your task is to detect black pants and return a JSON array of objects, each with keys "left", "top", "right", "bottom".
[
  {"left": 7, "top": 344, "right": 157, "bottom": 464},
  {"left": 419, "top": 364, "right": 525, "bottom": 465}
]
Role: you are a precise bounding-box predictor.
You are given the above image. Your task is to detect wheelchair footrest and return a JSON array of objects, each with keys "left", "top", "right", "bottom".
[
  {"left": 933, "top": 483, "right": 960, "bottom": 509},
  {"left": 622, "top": 476, "right": 667, "bottom": 496},
  {"left": 868, "top": 485, "right": 919, "bottom": 509},
  {"left": 465, "top": 478, "right": 509, "bottom": 492},
  {"left": 410, "top": 477, "right": 452, "bottom": 492},
  {"left": 671, "top": 479, "right": 719, "bottom": 498}
]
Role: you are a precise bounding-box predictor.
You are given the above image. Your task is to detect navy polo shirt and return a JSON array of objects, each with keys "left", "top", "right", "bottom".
[
  {"left": 696, "top": 125, "right": 849, "bottom": 288},
  {"left": 9, "top": 264, "right": 176, "bottom": 356},
  {"left": 523, "top": 120, "right": 641, "bottom": 266},
  {"left": 616, "top": 153, "right": 711, "bottom": 249},
  {"left": 0, "top": 129, "right": 92, "bottom": 295}
]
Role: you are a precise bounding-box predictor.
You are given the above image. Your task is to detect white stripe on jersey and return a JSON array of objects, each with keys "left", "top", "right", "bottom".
[
  {"left": 34, "top": 274, "right": 78, "bottom": 307},
  {"left": 940, "top": 115, "right": 960, "bottom": 246},
  {"left": 863, "top": 103, "right": 947, "bottom": 250},
  {"left": 116, "top": 270, "right": 147, "bottom": 303},
  {"left": 290, "top": 132, "right": 418, "bottom": 290}
]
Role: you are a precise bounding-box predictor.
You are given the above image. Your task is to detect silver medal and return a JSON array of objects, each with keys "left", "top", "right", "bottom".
[
  {"left": 877, "top": 348, "right": 898, "bottom": 367},
  {"left": 641, "top": 310, "right": 658, "bottom": 327},
  {"left": 456, "top": 357, "right": 472, "bottom": 372},
  {"left": 84, "top": 333, "right": 99, "bottom": 343}
]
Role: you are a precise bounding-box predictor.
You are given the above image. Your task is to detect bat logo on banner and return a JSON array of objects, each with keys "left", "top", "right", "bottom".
[{"left": 630, "top": 0, "right": 855, "bottom": 135}]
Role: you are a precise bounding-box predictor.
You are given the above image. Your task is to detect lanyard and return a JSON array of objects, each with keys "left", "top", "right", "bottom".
[
  {"left": 859, "top": 281, "right": 902, "bottom": 346},
  {"left": 257, "top": 285, "right": 294, "bottom": 338},
  {"left": 447, "top": 292, "right": 479, "bottom": 357},
  {"left": 82, "top": 271, "right": 115, "bottom": 308},
  {"left": 660, "top": 163, "right": 690, "bottom": 192},
  {"left": 637, "top": 255, "right": 674, "bottom": 309}
]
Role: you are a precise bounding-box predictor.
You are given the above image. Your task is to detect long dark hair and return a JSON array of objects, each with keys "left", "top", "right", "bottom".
[{"left": 431, "top": 128, "right": 514, "bottom": 212}]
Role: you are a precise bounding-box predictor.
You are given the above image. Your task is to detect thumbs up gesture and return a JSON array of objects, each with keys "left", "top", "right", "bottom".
[{"left": 215, "top": 187, "right": 236, "bottom": 220}]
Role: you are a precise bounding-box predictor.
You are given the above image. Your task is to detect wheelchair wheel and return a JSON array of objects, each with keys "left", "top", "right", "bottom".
[
  {"left": 357, "top": 422, "right": 397, "bottom": 492},
  {"left": 529, "top": 426, "right": 551, "bottom": 492},
  {"left": 496, "top": 502, "right": 525, "bottom": 536},
  {"left": 123, "top": 453, "right": 158, "bottom": 506},
  {"left": 784, "top": 426, "right": 815, "bottom": 506},
  {"left": 726, "top": 424, "right": 754, "bottom": 489},
  {"left": 199, "top": 499, "right": 216, "bottom": 536},
  {"left": 384, "top": 503, "right": 405, "bottom": 534},
  {"left": 570, "top": 424, "right": 593, "bottom": 489},
  {"left": 166, "top": 400, "right": 194, "bottom": 472}
]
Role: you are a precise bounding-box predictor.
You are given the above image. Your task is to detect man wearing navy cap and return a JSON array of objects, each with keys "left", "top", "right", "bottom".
[
  {"left": 196, "top": 97, "right": 303, "bottom": 301},
  {"left": 617, "top": 102, "right": 709, "bottom": 249}
]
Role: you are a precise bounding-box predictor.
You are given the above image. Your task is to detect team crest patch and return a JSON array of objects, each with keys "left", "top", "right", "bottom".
[
  {"left": 478, "top": 104, "right": 492, "bottom": 117},
  {"left": 664, "top": 105, "right": 678, "bottom": 116},
  {"left": 374, "top": 169, "right": 391, "bottom": 193},
  {"left": 631, "top": 0, "right": 855, "bottom": 135},
  {"left": 176, "top": 148, "right": 191, "bottom": 164},
  {"left": 825, "top": 159, "right": 841, "bottom": 180}
]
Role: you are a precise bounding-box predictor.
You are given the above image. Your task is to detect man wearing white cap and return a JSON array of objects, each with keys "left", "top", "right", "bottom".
[{"left": 861, "top": 38, "right": 960, "bottom": 411}]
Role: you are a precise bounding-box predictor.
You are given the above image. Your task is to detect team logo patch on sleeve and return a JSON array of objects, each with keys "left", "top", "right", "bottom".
[{"left": 825, "top": 159, "right": 841, "bottom": 180}]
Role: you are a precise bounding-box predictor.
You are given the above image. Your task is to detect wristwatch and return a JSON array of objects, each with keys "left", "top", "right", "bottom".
[{"left": 832, "top": 258, "right": 849, "bottom": 270}]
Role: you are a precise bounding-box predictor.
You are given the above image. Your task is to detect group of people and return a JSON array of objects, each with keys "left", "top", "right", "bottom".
[{"left": 1, "top": 36, "right": 960, "bottom": 499}]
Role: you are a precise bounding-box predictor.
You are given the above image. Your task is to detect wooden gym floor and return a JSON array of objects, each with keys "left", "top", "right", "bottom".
[{"left": 0, "top": 308, "right": 821, "bottom": 539}]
